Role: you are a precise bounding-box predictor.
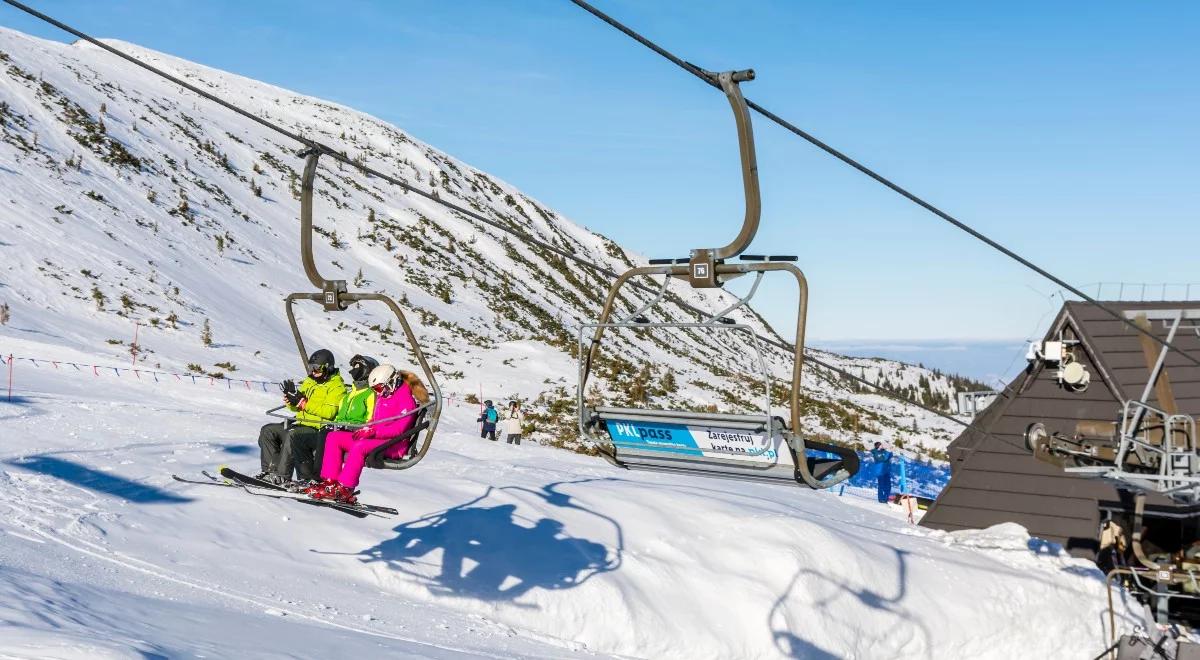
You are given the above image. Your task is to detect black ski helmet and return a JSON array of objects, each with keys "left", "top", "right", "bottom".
[
  {"left": 348, "top": 354, "right": 379, "bottom": 383},
  {"left": 484, "top": 400, "right": 493, "bottom": 407},
  {"left": 307, "top": 348, "right": 335, "bottom": 378}
]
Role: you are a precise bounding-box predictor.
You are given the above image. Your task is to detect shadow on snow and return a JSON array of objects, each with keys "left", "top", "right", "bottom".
[
  {"left": 6, "top": 455, "right": 191, "bottom": 504},
  {"left": 351, "top": 480, "right": 622, "bottom": 605}
]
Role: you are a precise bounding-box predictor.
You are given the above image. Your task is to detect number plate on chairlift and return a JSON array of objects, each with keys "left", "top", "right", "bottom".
[{"left": 605, "top": 419, "right": 789, "bottom": 464}]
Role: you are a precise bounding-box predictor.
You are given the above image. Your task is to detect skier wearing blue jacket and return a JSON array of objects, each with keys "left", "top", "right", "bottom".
[
  {"left": 871, "top": 441, "right": 894, "bottom": 503},
  {"left": 478, "top": 400, "right": 499, "bottom": 441}
]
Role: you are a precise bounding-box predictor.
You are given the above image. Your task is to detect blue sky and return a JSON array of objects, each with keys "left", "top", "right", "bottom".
[{"left": 4, "top": 1, "right": 1198, "bottom": 376}]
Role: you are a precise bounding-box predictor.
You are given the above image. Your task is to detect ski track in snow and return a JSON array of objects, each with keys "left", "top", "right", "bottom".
[{"left": 0, "top": 472, "right": 527, "bottom": 659}]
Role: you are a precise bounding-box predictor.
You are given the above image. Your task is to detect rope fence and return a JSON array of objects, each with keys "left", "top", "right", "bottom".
[{"left": 0, "top": 350, "right": 512, "bottom": 412}]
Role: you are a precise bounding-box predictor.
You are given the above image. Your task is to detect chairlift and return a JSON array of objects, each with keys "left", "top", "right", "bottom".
[
  {"left": 268, "top": 148, "right": 443, "bottom": 470},
  {"left": 578, "top": 69, "right": 859, "bottom": 489}
]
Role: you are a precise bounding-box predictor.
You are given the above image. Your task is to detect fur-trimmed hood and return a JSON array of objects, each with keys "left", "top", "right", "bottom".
[{"left": 399, "top": 370, "right": 430, "bottom": 404}]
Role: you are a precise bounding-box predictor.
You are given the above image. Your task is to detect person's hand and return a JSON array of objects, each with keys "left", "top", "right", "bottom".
[
  {"left": 281, "top": 379, "right": 297, "bottom": 395},
  {"left": 284, "top": 391, "right": 303, "bottom": 407},
  {"left": 353, "top": 426, "right": 374, "bottom": 440},
  {"left": 297, "top": 398, "right": 307, "bottom": 411}
]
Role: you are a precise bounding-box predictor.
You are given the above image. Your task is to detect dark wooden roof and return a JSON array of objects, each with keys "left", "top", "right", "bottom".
[{"left": 921, "top": 301, "right": 1200, "bottom": 554}]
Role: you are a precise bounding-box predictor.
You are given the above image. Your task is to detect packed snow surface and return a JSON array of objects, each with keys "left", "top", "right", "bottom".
[{"left": 0, "top": 340, "right": 1137, "bottom": 659}]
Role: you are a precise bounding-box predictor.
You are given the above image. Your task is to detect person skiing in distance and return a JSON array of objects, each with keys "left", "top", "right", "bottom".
[
  {"left": 257, "top": 349, "right": 344, "bottom": 485},
  {"left": 285, "top": 354, "right": 377, "bottom": 490},
  {"left": 256, "top": 352, "right": 343, "bottom": 487},
  {"left": 478, "top": 400, "right": 499, "bottom": 441},
  {"left": 502, "top": 400, "right": 525, "bottom": 446},
  {"left": 871, "top": 441, "right": 894, "bottom": 504},
  {"left": 308, "top": 364, "right": 427, "bottom": 505}
]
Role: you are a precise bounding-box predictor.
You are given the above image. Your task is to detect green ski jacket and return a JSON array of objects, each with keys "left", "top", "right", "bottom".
[
  {"left": 334, "top": 384, "right": 376, "bottom": 425},
  {"left": 290, "top": 372, "right": 345, "bottom": 428}
]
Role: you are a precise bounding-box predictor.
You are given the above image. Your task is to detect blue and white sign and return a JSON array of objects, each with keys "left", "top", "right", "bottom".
[{"left": 605, "top": 419, "right": 791, "bottom": 466}]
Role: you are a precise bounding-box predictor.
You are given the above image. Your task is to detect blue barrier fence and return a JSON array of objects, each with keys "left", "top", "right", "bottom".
[{"left": 817, "top": 449, "right": 950, "bottom": 500}]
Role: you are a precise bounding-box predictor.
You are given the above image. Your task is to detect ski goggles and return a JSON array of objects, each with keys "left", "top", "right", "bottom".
[
  {"left": 371, "top": 382, "right": 389, "bottom": 395},
  {"left": 308, "top": 363, "right": 329, "bottom": 377}
]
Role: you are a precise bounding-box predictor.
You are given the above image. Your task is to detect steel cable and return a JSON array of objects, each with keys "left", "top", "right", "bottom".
[
  {"left": 567, "top": 0, "right": 1200, "bottom": 369},
  {"left": 3, "top": 0, "right": 993, "bottom": 437}
]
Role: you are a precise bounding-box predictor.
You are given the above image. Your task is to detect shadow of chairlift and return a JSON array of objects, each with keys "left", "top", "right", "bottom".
[
  {"left": 578, "top": 69, "right": 858, "bottom": 490},
  {"left": 268, "top": 147, "right": 443, "bottom": 472}
]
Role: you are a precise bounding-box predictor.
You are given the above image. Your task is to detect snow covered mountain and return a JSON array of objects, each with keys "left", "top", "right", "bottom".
[
  {"left": 0, "top": 26, "right": 1140, "bottom": 660},
  {"left": 0, "top": 26, "right": 973, "bottom": 457}
]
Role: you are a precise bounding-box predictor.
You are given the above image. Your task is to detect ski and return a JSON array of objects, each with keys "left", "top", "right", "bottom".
[
  {"left": 218, "top": 467, "right": 396, "bottom": 517},
  {"left": 239, "top": 485, "right": 399, "bottom": 516},
  {"left": 172, "top": 472, "right": 233, "bottom": 487},
  {"left": 237, "top": 484, "right": 373, "bottom": 518},
  {"left": 175, "top": 469, "right": 374, "bottom": 518}
]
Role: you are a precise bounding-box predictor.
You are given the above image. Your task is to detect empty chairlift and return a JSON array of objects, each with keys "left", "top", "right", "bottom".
[{"left": 578, "top": 69, "right": 858, "bottom": 489}]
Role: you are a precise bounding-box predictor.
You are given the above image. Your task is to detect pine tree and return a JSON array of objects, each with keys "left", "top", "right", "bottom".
[
  {"left": 661, "top": 368, "right": 678, "bottom": 393},
  {"left": 120, "top": 293, "right": 134, "bottom": 314},
  {"left": 91, "top": 286, "right": 105, "bottom": 310},
  {"left": 166, "top": 312, "right": 179, "bottom": 329},
  {"left": 201, "top": 319, "right": 213, "bottom": 346},
  {"left": 0, "top": 302, "right": 9, "bottom": 326},
  {"left": 629, "top": 379, "right": 646, "bottom": 404},
  {"left": 367, "top": 208, "right": 376, "bottom": 223},
  {"left": 215, "top": 235, "right": 225, "bottom": 254}
]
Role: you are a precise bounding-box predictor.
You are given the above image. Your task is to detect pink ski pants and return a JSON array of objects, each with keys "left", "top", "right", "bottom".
[{"left": 320, "top": 430, "right": 410, "bottom": 489}]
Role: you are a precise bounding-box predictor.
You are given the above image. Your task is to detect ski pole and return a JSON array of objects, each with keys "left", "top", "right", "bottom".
[{"left": 6, "top": 354, "right": 12, "bottom": 402}]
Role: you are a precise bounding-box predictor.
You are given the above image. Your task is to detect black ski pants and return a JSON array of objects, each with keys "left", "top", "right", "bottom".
[
  {"left": 481, "top": 422, "right": 496, "bottom": 441},
  {"left": 506, "top": 433, "right": 522, "bottom": 446},
  {"left": 289, "top": 427, "right": 332, "bottom": 482},
  {"left": 258, "top": 422, "right": 321, "bottom": 481}
]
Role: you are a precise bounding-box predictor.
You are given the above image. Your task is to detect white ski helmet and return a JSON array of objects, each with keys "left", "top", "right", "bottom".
[{"left": 368, "top": 364, "right": 398, "bottom": 394}]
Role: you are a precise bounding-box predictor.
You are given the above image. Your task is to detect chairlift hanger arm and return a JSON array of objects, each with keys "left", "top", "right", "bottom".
[
  {"left": 566, "top": 0, "right": 1200, "bottom": 367},
  {"left": 710, "top": 69, "right": 760, "bottom": 261}
]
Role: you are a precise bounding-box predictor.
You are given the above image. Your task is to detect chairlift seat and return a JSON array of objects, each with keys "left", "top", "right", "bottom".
[
  {"left": 365, "top": 407, "right": 432, "bottom": 470},
  {"left": 587, "top": 406, "right": 854, "bottom": 486}
]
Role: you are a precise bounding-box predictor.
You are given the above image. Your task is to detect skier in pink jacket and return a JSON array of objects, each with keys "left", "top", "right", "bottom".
[{"left": 307, "top": 364, "right": 428, "bottom": 505}]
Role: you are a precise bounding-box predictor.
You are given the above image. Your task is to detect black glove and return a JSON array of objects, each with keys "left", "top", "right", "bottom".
[
  {"left": 281, "top": 379, "right": 297, "bottom": 395},
  {"left": 284, "top": 391, "right": 304, "bottom": 407}
]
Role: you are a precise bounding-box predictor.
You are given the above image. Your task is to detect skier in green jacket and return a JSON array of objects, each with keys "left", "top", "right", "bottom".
[
  {"left": 287, "top": 354, "right": 378, "bottom": 489},
  {"left": 257, "top": 348, "right": 345, "bottom": 485}
]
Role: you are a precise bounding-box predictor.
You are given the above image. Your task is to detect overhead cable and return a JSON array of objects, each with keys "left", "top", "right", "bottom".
[
  {"left": 2, "top": 0, "right": 984, "bottom": 435},
  {"left": 567, "top": 0, "right": 1200, "bottom": 369}
]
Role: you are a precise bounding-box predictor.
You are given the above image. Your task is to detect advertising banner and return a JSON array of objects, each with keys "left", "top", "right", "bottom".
[{"left": 604, "top": 419, "right": 790, "bottom": 466}]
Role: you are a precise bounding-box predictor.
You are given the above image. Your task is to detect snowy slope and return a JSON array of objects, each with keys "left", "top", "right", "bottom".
[
  {"left": 0, "top": 27, "right": 972, "bottom": 458},
  {"left": 0, "top": 344, "right": 1140, "bottom": 659}
]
